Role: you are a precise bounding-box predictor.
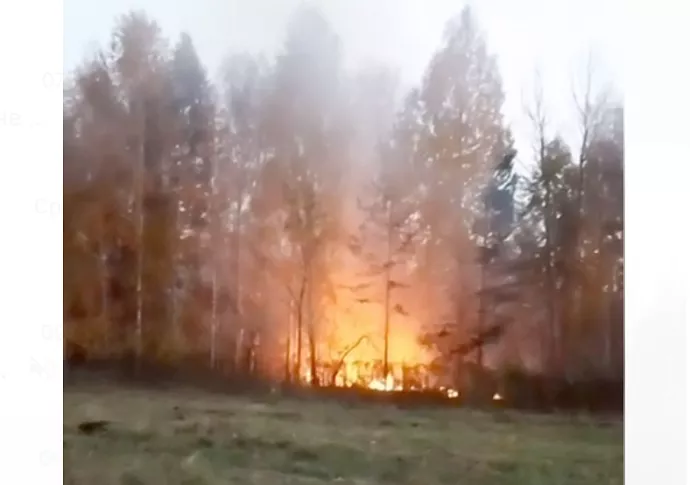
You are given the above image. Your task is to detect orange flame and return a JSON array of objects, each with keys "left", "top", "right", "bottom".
[
  {"left": 295, "top": 271, "right": 460, "bottom": 399},
  {"left": 367, "top": 374, "right": 400, "bottom": 392}
]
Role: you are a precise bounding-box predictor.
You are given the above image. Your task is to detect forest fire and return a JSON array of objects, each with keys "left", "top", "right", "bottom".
[
  {"left": 288, "top": 289, "right": 460, "bottom": 398},
  {"left": 292, "top": 273, "right": 466, "bottom": 398},
  {"left": 296, "top": 301, "right": 460, "bottom": 398},
  {"left": 367, "top": 374, "right": 399, "bottom": 392},
  {"left": 366, "top": 375, "right": 459, "bottom": 399},
  {"left": 303, "top": 365, "right": 460, "bottom": 398}
]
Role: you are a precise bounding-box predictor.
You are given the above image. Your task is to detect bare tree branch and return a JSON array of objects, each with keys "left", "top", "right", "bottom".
[{"left": 329, "top": 334, "right": 372, "bottom": 385}]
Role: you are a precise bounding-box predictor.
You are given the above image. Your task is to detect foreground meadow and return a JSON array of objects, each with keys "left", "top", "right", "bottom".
[{"left": 64, "top": 386, "right": 623, "bottom": 485}]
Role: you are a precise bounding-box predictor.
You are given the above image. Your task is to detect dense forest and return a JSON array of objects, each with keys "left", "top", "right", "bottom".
[{"left": 63, "top": 6, "right": 624, "bottom": 410}]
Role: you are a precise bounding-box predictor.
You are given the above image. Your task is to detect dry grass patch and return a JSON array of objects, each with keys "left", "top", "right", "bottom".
[{"left": 64, "top": 386, "right": 623, "bottom": 485}]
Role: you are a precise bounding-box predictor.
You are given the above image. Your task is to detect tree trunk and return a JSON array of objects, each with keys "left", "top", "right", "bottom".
[
  {"left": 307, "top": 261, "right": 318, "bottom": 387},
  {"left": 295, "top": 309, "right": 303, "bottom": 380},
  {"left": 383, "top": 200, "right": 392, "bottom": 379},
  {"left": 308, "top": 327, "right": 318, "bottom": 387},
  {"left": 477, "top": 269, "right": 486, "bottom": 368},
  {"left": 284, "top": 299, "right": 293, "bottom": 382},
  {"left": 330, "top": 335, "right": 368, "bottom": 386},
  {"left": 541, "top": 139, "right": 559, "bottom": 375},
  {"left": 209, "top": 140, "right": 219, "bottom": 370},
  {"left": 135, "top": 97, "right": 145, "bottom": 367},
  {"left": 171, "top": 195, "right": 181, "bottom": 354},
  {"left": 234, "top": 173, "right": 244, "bottom": 371},
  {"left": 99, "top": 243, "right": 110, "bottom": 350},
  {"left": 476, "top": 199, "right": 490, "bottom": 368},
  {"left": 294, "top": 275, "right": 307, "bottom": 380},
  {"left": 210, "top": 267, "right": 218, "bottom": 369},
  {"left": 574, "top": 111, "right": 591, "bottom": 377}
]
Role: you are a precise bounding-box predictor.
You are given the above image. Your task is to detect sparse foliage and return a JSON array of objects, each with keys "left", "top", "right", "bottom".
[{"left": 64, "top": 5, "right": 623, "bottom": 410}]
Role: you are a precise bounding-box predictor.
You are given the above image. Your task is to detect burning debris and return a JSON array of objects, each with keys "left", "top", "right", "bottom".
[
  {"left": 442, "top": 387, "right": 460, "bottom": 399},
  {"left": 302, "top": 360, "right": 460, "bottom": 398},
  {"left": 367, "top": 373, "right": 399, "bottom": 392}
]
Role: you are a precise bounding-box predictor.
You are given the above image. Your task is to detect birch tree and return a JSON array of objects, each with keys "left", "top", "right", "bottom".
[{"left": 261, "top": 6, "right": 348, "bottom": 384}]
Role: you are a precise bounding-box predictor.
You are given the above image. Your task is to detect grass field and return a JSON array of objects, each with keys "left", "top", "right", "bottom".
[{"left": 64, "top": 385, "right": 623, "bottom": 484}]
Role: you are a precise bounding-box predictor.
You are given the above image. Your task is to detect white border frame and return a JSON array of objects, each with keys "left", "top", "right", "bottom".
[
  {"left": 626, "top": 1, "right": 690, "bottom": 482},
  {"left": 0, "top": 1, "right": 688, "bottom": 484},
  {"left": 0, "top": 0, "right": 64, "bottom": 483}
]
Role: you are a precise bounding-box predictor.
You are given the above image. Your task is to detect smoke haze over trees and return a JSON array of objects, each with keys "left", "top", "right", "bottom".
[{"left": 64, "top": 5, "right": 624, "bottom": 410}]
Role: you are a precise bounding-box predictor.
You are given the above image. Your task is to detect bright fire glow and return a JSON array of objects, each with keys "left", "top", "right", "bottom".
[
  {"left": 367, "top": 374, "right": 401, "bottom": 392},
  {"left": 439, "top": 386, "right": 460, "bottom": 399},
  {"left": 493, "top": 392, "right": 503, "bottom": 401},
  {"left": 292, "top": 262, "right": 460, "bottom": 399}
]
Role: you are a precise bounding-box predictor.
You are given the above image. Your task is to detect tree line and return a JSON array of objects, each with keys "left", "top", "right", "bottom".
[{"left": 64, "top": 6, "right": 623, "bottom": 408}]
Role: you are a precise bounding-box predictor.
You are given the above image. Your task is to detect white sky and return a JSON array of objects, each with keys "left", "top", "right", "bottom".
[{"left": 64, "top": 0, "right": 624, "bottom": 165}]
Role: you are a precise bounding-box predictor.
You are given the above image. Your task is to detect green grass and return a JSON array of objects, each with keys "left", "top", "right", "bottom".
[{"left": 64, "top": 385, "right": 623, "bottom": 485}]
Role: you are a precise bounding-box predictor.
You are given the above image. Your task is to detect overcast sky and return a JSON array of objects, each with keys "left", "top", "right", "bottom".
[{"left": 64, "top": 0, "right": 624, "bottom": 164}]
